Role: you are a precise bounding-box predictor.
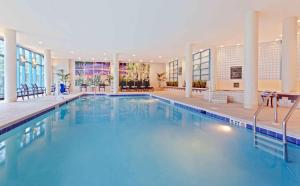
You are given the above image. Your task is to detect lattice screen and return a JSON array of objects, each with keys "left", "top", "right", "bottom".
[{"left": 217, "top": 41, "right": 281, "bottom": 80}]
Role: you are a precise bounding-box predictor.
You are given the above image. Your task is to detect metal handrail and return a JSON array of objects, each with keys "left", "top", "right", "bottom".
[
  {"left": 281, "top": 96, "right": 300, "bottom": 161},
  {"left": 253, "top": 91, "right": 275, "bottom": 145}
]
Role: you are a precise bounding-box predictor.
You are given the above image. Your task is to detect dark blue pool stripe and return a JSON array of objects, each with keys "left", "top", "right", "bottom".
[
  {"left": 173, "top": 102, "right": 230, "bottom": 123},
  {"left": 246, "top": 124, "right": 300, "bottom": 146},
  {"left": 0, "top": 106, "right": 55, "bottom": 135},
  {"left": 152, "top": 95, "right": 300, "bottom": 147}
]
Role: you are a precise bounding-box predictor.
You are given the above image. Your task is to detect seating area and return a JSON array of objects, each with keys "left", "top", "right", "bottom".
[
  {"left": 17, "top": 84, "right": 46, "bottom": 100},
  {"left": 120, "top": 80, "right": 154, "bottom": 92}
]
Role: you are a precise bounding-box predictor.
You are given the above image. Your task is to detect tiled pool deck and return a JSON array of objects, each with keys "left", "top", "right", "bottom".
[{"left": 1, "top": 91, "right": 300, "bottom": 145}]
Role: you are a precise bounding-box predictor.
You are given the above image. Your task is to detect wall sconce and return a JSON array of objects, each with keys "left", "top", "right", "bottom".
[
  {"left": 20, "top": 55, "right": 27, "bottom": 63},
  {"left": 32, "top": 58, "right": 36, "bottom": 68}
]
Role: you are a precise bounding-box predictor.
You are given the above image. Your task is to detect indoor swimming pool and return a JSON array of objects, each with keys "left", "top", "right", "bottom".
[{"left": 0, "top": 95, "right": 299, "bottom": 186}]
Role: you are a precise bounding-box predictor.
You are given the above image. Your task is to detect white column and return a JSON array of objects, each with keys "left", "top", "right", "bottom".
[
  {"left": 44, "top": 49, "right": 52, "bottom": 95},
  {"left": 282, "top": 17, "right": 297, "bottom": 93},
  {"left": 69, "top": 59, "right": 75, "bottom": 93},
  {"left": 113, "top": 53, "right": 119, "bottom": 94},
  {"left": 185, "top": 44, "right": 193, "bottom": 98},
  {"left": 4, "top": 29, "right": 17, "bottom": 103},
  {"left": 244, "top": 11, "right": 259, "bottom": 109},
  {"left": 209, "top": 47, "right": 217, "bottom": 91}
]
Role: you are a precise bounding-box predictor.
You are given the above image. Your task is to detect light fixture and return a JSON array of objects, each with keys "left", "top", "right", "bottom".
[
  {"left": 219, "top": 45, "right": 224, "bottom": 48},
  {"left": 150, "top": 60, "right": 154, "bottom": 63},
  {"left": 132, "top": 54, "right": 136, "bottom": 57},
  {"left": 298, "top": 19, "right": 300, "bottom": 23},
  {"left": 70, "top": 51, "right": 74, "bottom": 54},
  {"left": 32, "top": 58, "right": 36, "bottom": 67},
  {"left": 158, "top": 56, "right": 162, "bottom": 59},
  {"left": 275, "top": 38, "right": 281, "bottom": 41},
  {"left": 236, "top": 44, "right": 241, "bottom": 46},
  {"left": 139, "top": 59, "right": 143, "bottom": 62},
  {"left": 218, "top": 125, "right": 232, "bottom": 133},
  {"left": 20, "top": 55, "right": 27, "bottom": 63},
  {"left": 38, "top": 41, "right": 43, "bottom": 45},
  {"left": 78, "top": 57, "right": 81, "bottom": 60},
  {"left": 103, "top": 52, "right": 107, "bottom": 56}
]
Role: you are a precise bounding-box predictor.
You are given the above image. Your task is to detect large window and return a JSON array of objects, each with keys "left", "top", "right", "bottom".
[
  {"left": 0, "top": 39, "right": 44, "bottom": 99},
  {"left": 75, "top": 61, "right": 110, "bottom": 86},
  {"left": 193, "top": 49, "right": 210, "bottom": 81},
  {"left": 0, "top": 40, "right": 4, "bottom": 98},
  {"left": 168, "top": 60, "right": 178, "bottom": 82},
  {"left": 16, "top": 46, "right": 44, "bottom": 88}
]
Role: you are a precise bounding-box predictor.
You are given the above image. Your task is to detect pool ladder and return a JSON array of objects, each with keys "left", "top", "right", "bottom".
[{"left": 253, "top": 91, "right": 300, "bottom": 161}]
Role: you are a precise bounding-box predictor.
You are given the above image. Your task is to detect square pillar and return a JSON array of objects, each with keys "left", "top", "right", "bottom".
[{"left": 244, "top": 11, "right": 259, "bottom": 109}]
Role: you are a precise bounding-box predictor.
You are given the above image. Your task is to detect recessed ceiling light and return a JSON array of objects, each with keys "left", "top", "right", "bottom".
[
  {"left": 139, "top": 59, "right": 143, "bottom": 62},
  {"left": 297, "top": 19, "right": 300, "bottom": 23},
  {"left": 158, "top": 56, "right": 162, "bottom": 59},
  {"left": 70, "top": 51, "right": 74, "bottom": 54},
  {"left": 150, "top": 60, "right": 153, "bottom": 63},
  {"left": 132, "top": 54, "right": 136, "bottom": 57},
  {"left": 219, "top": 45, "right": 224, "bottom": 48},
  {"left": 38, "top": 41, "right": 43, "bottom": 45},
  {"left": 236, "top": 44, "right": 241, "bottom": 46},
  {"left": 275, "top": 38, "right": 281, "bottom": 41},
  {"left": 78, "top": 57, "right": 81, "bottom": 60}
]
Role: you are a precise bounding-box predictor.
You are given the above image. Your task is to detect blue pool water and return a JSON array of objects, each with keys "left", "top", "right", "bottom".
[{"left": 0, "top": 95, "right": 299, "bottom": 186}]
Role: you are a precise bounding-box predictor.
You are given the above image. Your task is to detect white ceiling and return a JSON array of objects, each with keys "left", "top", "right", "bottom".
[{"left": 0, "top": 0, "right": 299, "bottom": 63}]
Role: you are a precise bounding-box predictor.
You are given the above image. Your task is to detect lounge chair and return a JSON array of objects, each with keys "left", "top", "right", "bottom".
[
  {"left": 32, "top": 84, "right": 46, "bottom": 97},
  {"left": 80, "top": 84, "right": 88, "bottom": 92},
  {"left": 98, "top": 83, "right": 106, "bottom": 92},
  {"left": 144, "top": 80, "right": 154, "bottom": 91},
  {"left": 21, "top": 84, "right": 36, "bottom": 99}
]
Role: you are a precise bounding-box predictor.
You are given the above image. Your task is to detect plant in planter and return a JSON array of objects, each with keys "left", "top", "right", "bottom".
[
  {"left": 56, "top": 69, "right": 70, "bottom": 85},
  {"left": 157, "top": 72, "right": 166, "bottom": 88},
  {"left": 105, "top": 74, "right": 113, "bottom": 85}
]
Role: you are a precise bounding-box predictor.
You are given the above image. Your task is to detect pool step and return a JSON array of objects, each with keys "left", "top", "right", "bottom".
[{"left": 254, "top": 133, "right": 284, "bottom": 159}]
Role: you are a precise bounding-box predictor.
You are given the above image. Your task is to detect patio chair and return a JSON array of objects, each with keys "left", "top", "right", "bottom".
[
  {"left": 80, "top": 84, "right": 88, "bottom": 92},
  {"left": 32, "top": 84, "right": 46, "bottom": 97},
  {"left": 144, "top": 80, "right": 154, "bottom": 91},
  {"left": 128, "top": 80, "right": 136, "bottom": 91},
  {"left": 120, "top": 81, "right": 128, "bottom": 92},
  {"left": 21, "top": 84, "right": 36, "bottom": 99},
  {"left": 16, "top": 88, "right": 25, "bottom": 100},
  {"left": 51, "top": 85, "right": 56, "bottom": 94},
  {"left": 98, "top": 83, "right": 106, "bottom": 92},
  {"left": 136, "top": 80, "right": 144, "bottom": 92}
]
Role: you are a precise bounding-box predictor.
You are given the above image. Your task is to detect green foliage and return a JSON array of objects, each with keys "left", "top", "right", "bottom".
[
  {"left": 192, "top": 80, "right": 207, "bottom": 88},
  {"left": 166, "top": 81, "right": 178, "bottom": 87},
  {"left": 75, "top": 77, "right": 84, "bottom": 86},
  {"left": 56, "top": 69, "right": 70, "bottom": 84}
]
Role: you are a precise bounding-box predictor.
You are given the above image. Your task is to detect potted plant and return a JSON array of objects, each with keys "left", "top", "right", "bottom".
[
  {"left": 157, "top": 72, "right": 166, "bottom": 90},
  {"left": 56, "top": 69, "right": 70, "bottom": 85}
]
